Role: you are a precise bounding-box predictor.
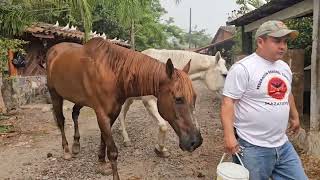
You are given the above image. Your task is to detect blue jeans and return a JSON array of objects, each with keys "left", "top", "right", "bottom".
[{"left": 233, "top": 138, "right": 308, "bottom": 180}]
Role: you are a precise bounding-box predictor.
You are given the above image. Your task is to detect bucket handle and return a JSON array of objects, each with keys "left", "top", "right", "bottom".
[{"left": 219, "top": 153, "right": 245, "bottom": 167}]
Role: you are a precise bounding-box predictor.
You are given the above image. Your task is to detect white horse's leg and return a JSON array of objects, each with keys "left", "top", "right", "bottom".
[
  {"left": 141, "top": 96, "right": 170, "bottom": 158},
  {"left": 118, "top": 98, "right": 134, "bottom": 146}
]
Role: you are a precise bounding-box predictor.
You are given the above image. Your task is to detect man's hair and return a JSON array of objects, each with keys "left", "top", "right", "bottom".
[{"left": 256, "top": 35, "right": 268, "bottom": 41}]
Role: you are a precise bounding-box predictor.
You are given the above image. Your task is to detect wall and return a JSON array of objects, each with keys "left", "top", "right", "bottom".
[
  {"left": 282, "top": 49, "right": 306, "bottom": 128},
  {"left": 1, "top": 75, "right": 50, "bottom": 110}
]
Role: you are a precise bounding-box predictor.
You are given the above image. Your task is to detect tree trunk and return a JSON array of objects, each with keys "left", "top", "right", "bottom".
[
  {"left": 8, "top": 49, "right": 17, "bottom": 76},
  {"left": 130, "top": 19, "right": 135, "bottom": 50}
]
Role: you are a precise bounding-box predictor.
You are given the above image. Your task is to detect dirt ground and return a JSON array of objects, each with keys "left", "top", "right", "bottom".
[{"left": 0, "top": 81, "right": 320, "bottom": 180}]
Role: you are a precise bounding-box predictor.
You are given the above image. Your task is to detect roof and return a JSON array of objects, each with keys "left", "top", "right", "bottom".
[
  {"left": 25, "top": 22, "right": 84, "bottom": 40},
  {"left": 220, "top": 26, "right": 236, "bottom": 34},
  {"left": 194, "top": 37, "right": 234, "bottom": 53},
  {"left": 25, "top": 22, "right": 131, "bottom": 48},
  {"left": 211, "top": 26, "right": 236, "bottom": 44},
  {"left": 227, "top": 0, "right": 304, "bottom": 26}
]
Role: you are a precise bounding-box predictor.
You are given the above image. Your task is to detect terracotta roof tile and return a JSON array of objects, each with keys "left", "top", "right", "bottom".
[{"left": 25, "top": 22, "right": 131, "bottom": 48}]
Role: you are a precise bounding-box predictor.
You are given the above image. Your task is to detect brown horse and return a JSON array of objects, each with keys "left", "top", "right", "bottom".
[{"left": 46, "top": 37, "right": 202, "bottom": 179}]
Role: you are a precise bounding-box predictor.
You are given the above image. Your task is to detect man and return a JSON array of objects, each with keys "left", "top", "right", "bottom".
[{"left": 220, "top": 20, "right": 308, "bottom": 180}]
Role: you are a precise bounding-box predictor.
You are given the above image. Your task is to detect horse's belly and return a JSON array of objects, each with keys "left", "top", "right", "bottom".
[
  {"left": 48, "top": 64, "right": 91, "bottom": 106},
  {"left": 54, "top": 78, "right": 88, "bottom": 104}
]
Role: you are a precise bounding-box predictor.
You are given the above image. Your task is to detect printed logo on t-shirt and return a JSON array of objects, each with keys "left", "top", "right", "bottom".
[{"left": 267, "top": 77, "right": 287, "bottom": 100}]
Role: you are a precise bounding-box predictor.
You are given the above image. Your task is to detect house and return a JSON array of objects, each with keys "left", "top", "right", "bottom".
[
  {"left": 194, "top": 26, "right": 236, "bottom": 65},
  {"left": 13, "top": 22, "right": 130, "bottom": 76}
]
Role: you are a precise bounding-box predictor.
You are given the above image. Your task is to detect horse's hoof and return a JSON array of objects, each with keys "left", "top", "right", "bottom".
[
  {"left": 72, "top": 143, "right": 80, "bottom": 155},
  {"left": 124, "top": 141, "right": 131, "bottom": 147},
  {"left": 96, "top": 162, "right": 112, "bottom": 176},
  {"left": 63, "top": 152, "right": 72, "bottom": 160},
  {"left": 154, "top": 147, "right": 170, "bottom": 158}
]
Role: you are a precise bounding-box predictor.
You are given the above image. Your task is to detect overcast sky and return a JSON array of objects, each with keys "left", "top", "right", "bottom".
[{"left": 160, "top": 0, "right": 239, "bottom": 37}]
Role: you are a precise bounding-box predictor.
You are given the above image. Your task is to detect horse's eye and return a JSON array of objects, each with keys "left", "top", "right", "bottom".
[{"left": 175, "top": 97, "right": 184, "bottom": 104}]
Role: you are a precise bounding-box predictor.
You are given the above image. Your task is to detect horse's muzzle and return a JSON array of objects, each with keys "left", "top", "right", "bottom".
[{"left": 179, "top": 130, "right": 203, "bottom": 152}]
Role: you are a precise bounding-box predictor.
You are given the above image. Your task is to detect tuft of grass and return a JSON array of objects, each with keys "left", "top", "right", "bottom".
[
  {"left": 0, "top": 124, "right": 14, "bottom": 133},
  {"left": 0, "top": 114, "right": 10, "bottom": 121}
]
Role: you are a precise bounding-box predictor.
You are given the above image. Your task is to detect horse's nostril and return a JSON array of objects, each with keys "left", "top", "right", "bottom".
[
  {"left": 191, "top": 141, "right": 195, "bottom": 147},
  {"left": 222, "top": 74, "right": 227, "bottom": 78}
]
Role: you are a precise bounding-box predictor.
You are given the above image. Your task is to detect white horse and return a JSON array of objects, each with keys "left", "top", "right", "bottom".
[{"left": 118, "top": 49, "right": 228, "bottom": 157}]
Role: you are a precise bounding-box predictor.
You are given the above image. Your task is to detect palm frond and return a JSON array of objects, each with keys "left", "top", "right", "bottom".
[{"left": 0, "top": 5, "right": 34, "bottom": 37}]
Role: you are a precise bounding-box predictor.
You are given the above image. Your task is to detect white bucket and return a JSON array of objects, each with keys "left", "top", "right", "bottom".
[{"left": 216, "top": 153, "right": 249, "bottom": 180}]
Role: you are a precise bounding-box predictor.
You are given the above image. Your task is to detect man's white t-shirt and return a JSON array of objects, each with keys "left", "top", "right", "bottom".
[{"left": 223, "top": 53, "right": 292, "bottom": 148}]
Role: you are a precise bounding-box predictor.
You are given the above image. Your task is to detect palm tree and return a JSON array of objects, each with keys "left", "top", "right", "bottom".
[
  {"left": 0, "top": 3, "right": 34, "bottom": 37},
  {"left": 0, "top": 0, "right": 182, "bottom": 42}
]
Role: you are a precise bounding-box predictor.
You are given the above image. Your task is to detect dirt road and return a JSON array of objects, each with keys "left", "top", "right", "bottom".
[{"left": 0, "top": 81, "right": 319, "bottom": 180}]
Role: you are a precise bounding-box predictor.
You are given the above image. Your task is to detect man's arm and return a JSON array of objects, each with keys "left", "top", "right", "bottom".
[
  {"left": 220, "top": 96, "right": 239, "bottom": 154},
  {"left": 288, "top": 93, "right": 300, "bottom": 134}
]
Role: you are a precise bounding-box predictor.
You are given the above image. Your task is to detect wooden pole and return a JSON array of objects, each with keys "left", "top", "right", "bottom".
[
  {"left": 310, "top": 0, "right": 320, "bottom": 132},
  {"left": 308, "top": 0, "right": 320, "bottom": 156},
  {"left": 189, "top": 8, "right": 192, "bottom": 49}
]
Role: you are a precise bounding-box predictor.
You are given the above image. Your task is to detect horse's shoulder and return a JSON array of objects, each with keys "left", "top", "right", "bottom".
[
  {"left": 83, "top": 37, "right": 110, "bottom": 58},
  {"left": 47, "top": 42, "right": 79, "bottom": 60}
]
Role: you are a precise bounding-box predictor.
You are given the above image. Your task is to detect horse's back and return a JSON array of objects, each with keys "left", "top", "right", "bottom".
[
  {"left": 46, "top": 42, "right": 96, "bottom": 106},
  {"left": 142, "top": 49, "right": 211, "bottom": 74}
]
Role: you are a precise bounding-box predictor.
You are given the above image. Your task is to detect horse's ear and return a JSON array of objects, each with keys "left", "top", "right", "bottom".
[
  {"left": 215, "top": 51, "right": 221, "bottom": 62},
  {"left": 166, "top": 58, "right": 174, "bottom": 79},
  {"left": 183, "top": 59, "right": 191, "bottom": 73}
]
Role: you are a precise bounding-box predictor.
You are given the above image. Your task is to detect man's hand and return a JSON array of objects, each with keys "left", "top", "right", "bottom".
[
  {"left": 288, "top": 118, "right": 301, "bottom": 135},
  {"left": 288, "top": 93, "right": 301, "bottom": 135},
  {"left": 224, "top": 135, "right": 240, "bottom": 154}
]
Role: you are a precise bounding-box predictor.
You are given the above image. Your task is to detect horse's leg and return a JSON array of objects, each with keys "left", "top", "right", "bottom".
[
  {"left": 72, "top": 104, "right": 83, "bottom": 155},
  {"left": 96, "top": 108, "right": 120, "bottom": 179},
  {"left": 97, "top": 133, "right": 112, "bottom": 175},
  {"left": 118, "top": 98, "right": 134, "bottom": 146},
  {"left": 142, "top": 97, "right": 170, "bottom": 158},
  {"left": 48, "top": 88, "right": 71, "bottom": 160}
]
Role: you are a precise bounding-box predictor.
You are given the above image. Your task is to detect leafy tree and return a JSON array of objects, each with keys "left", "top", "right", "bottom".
[
  {"left": 232, "top": 0, "right": 312, "bottom": 67},
  {"left": 185, "top": 27, "right": 211, "bottom": 49},
  {"left": 0, "top": 0, "right": 213, "bottom": 52},
  {"left": 91, "top": 2, "right": 128, "bottom": 40},
  {"left": 285, "top": 17, "right": 313, "bottom": 66},
  {"left": 163, "top": 17, "right": 187, "bottom": 49}
]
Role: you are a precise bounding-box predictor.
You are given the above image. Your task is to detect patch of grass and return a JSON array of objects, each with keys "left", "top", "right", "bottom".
[
  {"left": 0, "top": 124, "right": 14, "bottom": 133},
  {"left": 0, "top": 114, "right": 10, "bottom": 121}
]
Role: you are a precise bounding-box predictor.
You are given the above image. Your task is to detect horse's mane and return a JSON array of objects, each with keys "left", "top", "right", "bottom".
[
  {"left": 175, "top": 70, "right": 195, "bottom": 104},
  {"left": 84, "top": 38, "right": 194, "bottom": 102}
]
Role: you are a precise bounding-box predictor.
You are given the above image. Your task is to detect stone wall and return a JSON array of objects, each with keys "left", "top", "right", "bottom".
[{"left": 1, "top": 75, "right": 50, "bottom": 110}]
